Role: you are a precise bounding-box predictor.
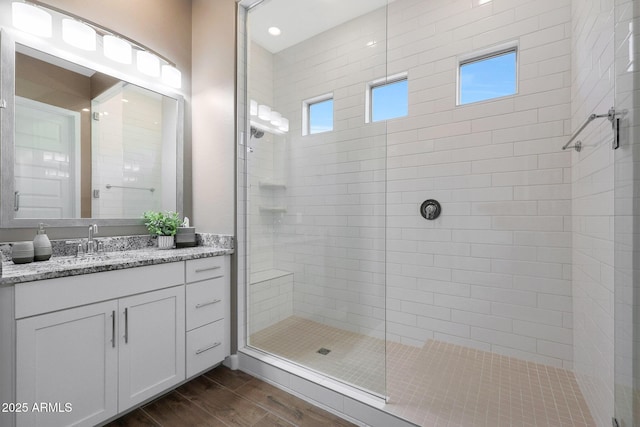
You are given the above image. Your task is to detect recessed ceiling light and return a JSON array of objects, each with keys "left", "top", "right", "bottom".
[
  {"left": 366, "top": 40, "right": 377, "bottom": 47},
  {"left": 268, "top": 27, "right": 281, "bottom": 36}
]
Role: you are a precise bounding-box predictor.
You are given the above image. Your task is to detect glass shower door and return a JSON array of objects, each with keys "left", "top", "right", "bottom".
[
  {"left": 614, "top": 0, "right": 639, "bottom": 425},
  {"left": 244, "top": 0, "right": 388, "bottom": 398}
]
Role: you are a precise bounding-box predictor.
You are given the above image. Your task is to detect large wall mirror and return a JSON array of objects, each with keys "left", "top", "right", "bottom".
[{"left": 0, "top": 29, "right": 184, "bottom": 228}]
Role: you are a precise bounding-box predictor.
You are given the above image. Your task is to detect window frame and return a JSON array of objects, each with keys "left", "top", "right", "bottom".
[
  {"left": 365, "top": 72, "right": 408, "bottom": 124},
  {"left": 457, "top": 42, "right": 519, "bottom": 106},
  {"left": 302, "top": 93, "right": 334, "bottom": 136}
]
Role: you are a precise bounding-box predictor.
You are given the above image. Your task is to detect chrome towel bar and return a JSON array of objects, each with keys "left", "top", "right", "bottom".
[
  {"left": 562, "top": 107, "right": 619, "bottom": 151},
  {"left": 106, "top": 184, "right": 155, "bottom": 193}
]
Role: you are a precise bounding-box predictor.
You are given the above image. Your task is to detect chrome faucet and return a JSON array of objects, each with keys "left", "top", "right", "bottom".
[{"left": 87, "top": 224, "right": 98, "bottom": 255}]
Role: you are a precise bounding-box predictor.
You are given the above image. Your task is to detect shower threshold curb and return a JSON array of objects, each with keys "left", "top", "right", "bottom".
[{"left": 236, "top": 347, "right": 418, "bottom": 427}]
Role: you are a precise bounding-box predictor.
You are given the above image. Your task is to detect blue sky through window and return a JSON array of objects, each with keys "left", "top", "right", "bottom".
[
  {"left": 309, "top": 99, "right": 333, "bottom": 134},
  {"left": 372, "top": 79, "right": 408, "bottom": 122},
  {"left": 460, "top": 51, "right": 516, "bottom": 104}
]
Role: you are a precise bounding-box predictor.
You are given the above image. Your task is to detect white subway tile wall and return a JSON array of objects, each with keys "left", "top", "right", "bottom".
[
  {"left": 249, "top": 271, "right": 294, "bottom": 335},
  {"left": 247, "top": 42, "right": 278, "bottom": 277},
  {"left": 92, "top": 86, "right": 164, "bottom": 218},
  {"left": 249, "top": 0, "right": 577, "bottom": 368},
  {"left": 242, "top": 2, "right": 636, "bottom": 425}
]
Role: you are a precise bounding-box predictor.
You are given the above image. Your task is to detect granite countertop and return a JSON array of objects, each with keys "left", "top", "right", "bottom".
[{"left": 0, "top": 233, "right": 234, "bottom": 286}]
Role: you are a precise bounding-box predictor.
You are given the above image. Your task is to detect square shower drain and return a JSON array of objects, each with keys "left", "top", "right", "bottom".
[{"left": 317, "top": 347, "right": 331, "bottom": 355}]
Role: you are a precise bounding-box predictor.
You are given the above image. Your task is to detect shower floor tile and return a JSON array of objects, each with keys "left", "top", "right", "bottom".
[
  {"left": 250, "top": 316, "right": 596, "bottom": 427},
  {"left": 251, "top": 316, "right": 386, "bottom": 395}
]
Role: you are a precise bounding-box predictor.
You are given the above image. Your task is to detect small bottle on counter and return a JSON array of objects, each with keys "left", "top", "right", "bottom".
[{"left": 33, "top": 223, "right": 52, "bottom": 261}]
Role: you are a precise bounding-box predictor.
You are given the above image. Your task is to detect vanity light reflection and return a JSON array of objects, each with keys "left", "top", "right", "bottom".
[{"left": 250, "top": 99, "right": 289, "bottom": 134}]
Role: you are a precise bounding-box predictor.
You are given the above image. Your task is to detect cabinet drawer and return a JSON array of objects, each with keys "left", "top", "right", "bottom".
[
  {"left": 186, "top": 277, "right": 226, "bottom": 331},
  {"left": 15, "top": 262, "right": 184, "bottom": 319},
  {"left": 186, "top": 257, "right": 226, "bottom": 283},
  {"left": 186, "top": 320, "right": 227, "bottom": 378}
]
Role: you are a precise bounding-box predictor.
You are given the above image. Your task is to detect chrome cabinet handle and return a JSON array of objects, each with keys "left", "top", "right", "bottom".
[
  {"left": 14, "top": 191, "right": 19, "bottom": 212},
  {"left": 111, "top": 310, "right": 116, "bottom": 348},
  {"left": 202, "top": 274, "right": 224, "bottom": 281},
  {"left": 195, "top": 299, "right": 221, "bottom": 309},
  {"left": 196, "top": 342, "right": 221, "bottom": 355},
  {"left": 195, "top": 266, "right": 221, "bottom": 273},
  {"left": 124, "top": 308, "right": 128, "bottom": 344}
]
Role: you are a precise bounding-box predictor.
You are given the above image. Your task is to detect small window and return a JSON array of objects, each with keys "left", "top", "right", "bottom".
[
  {"left": 309, "top": 99, "right": 333, "bottom": 134},
  {"left": 459, "top": 48, "right": 517, "bottom": 105},
  {"left": 303, "top": 94, "right": 333, "bottom": 135},
  {"left": 367, "top": 75, "right": 408, "bottom": 123}
]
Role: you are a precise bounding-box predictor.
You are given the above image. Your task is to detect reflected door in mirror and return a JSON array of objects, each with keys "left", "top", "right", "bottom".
[{"left": 14, "top": 97, "right": 81, "bottom": 218}]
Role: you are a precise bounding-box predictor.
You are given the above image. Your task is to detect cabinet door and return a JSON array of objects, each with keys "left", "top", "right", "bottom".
[
  {"left": 16, "top": 300, "right": 118, "bottom": 427},
  {"left": 118, "top": 286, "right": 185, "bottom": 411}
]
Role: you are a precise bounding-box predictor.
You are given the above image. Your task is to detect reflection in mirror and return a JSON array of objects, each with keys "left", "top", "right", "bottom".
[{"left": 13, "top": 44, "right": 178, "bottom": 220}]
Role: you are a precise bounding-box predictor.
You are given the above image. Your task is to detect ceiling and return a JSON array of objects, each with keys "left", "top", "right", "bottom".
[{"left": 247, "top": 0, "right": 389, "bottom": 53}]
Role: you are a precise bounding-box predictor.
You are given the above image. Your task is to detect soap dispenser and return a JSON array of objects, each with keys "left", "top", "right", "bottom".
[{"left": 33, "top": 223, "right": 52, "bottom": 261}]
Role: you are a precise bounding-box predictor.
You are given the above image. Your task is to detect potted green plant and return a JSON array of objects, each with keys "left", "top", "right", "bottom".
[{"left": 142, "top": 211, "right": 181, "bottom": 249}]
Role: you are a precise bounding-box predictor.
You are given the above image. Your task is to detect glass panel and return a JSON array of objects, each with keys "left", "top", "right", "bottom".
[
  {"left": 309, "top": 99, "right": 333, "bottom": 134},
  {"left": 614, "top": 0, "right": 638, "bottom": 424},
  {"left": 459, "top": 50, "right": 517, "bottom": 105},
  {"left": 371, "top": 79, "right": 407, "bottom": 122},
  {"left": 245, "top": 0, "right": 387, "bottom": 398}
]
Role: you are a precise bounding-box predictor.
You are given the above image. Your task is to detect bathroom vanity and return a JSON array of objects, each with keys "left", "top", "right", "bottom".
[
  {"left": 0, "top": 244, "right": 232, "bottom": 427},
  {"left": 0, "top": 6, "right": 232, "bottom": 426}
]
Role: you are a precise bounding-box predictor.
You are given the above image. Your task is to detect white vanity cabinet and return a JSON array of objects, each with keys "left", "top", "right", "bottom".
[
  {"left": 16, "top": 285, "right": 186, "bottom": 427},
  {"left": 117, "top": 286, "right": 185, "bottom": 411},
  {"left": 16, "top": 300, "right": 119, "bottom": 427},
  {"left": 185, "top": 256, "right": 231, "bottom": 378},
  {"left": 3, "top": 254, "right": 231, "bottom": 427},
  {"left": 6, "top": 255, "right": 231, "bottom": 427}
]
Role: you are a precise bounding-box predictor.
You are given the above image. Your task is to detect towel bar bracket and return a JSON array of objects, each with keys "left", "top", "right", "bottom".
[
  {"left": 562, "top": 107, "right": 619, "bottom": 151},
  {"left": 565, "top": 141, "right": 582, "bottom": 152}
]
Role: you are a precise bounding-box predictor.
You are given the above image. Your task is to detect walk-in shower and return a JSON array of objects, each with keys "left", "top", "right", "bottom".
[{"left": 237, "top": 0, "right": 640, "bottom": 425}]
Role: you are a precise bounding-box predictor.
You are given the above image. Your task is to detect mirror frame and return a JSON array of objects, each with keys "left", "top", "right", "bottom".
[{"left": 0, "top": 28, "right": 184, "bottom": 228}]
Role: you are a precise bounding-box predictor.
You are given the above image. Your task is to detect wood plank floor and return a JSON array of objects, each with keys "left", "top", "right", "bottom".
[{"left": 105, "top": 365, "right": 356, "bottom": 427}]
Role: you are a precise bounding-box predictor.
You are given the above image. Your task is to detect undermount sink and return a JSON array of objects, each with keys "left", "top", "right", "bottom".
[{"left": 54, "top": 253, "right": 122, "bottom": 265}]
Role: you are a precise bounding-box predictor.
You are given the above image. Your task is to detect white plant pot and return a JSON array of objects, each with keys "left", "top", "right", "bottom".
[{"left": 157, "top": 235, "right": 174, "bottom": 249}]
